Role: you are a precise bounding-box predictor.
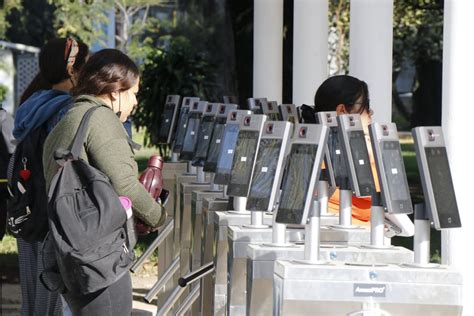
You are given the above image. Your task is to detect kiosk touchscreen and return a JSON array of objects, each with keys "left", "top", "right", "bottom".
[
  {"left": 337, "top": 114, "right": 375, "bottom": 197},
  {"left": 247, "top": 121, "right": 292, "bottom": 212},
  {"left": 315, "top": 112, "right": 339, "bottom": 191},
  {"left": 214, "top": 110, "right": 252, "bottom": 185},
  {"left": 262, "top": 101, "right": 282, "bottom": 121},
  {"left": 227, "top": 114, "right": 267, "bottom": 197},
  {"left": 203, "top": 103, "right": 238, "bottom": 172},
  {"left": 157, "top": 95, "right": 181, "bottom": 144},
  {"left": 279, "top": 104, "right": 300, "bottom": 124},
  {"left": 413, "top": 127, "right": 461, "bottom": 229},
  {"left": 191, "top": 103, "right": 219, "bottom": 167},
  {"left": 275, "top": 124, "right": 329, "bottom": 225},
  {"left": 369, "top": 122, "right": 413, "bottom": 214},
  {"left": 247, "top": 97, "right": 267, "bottom": 114},
  {"left": 179, "top": 101, "right": 207, "bottom": 161},
  {"left": 172, "top": 97, "right": 200, "bottom": 153}
]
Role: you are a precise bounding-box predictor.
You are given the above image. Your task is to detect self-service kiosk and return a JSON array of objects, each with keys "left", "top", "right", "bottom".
[{"left": 272, "top": 125, "right": 462, "bottom": 316}]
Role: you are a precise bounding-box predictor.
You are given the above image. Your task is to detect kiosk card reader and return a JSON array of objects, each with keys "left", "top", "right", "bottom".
[
  {"left": 157, "top": 95, "right": 181, "bottom": 145},
  {"left": 275, "top": 123, "right": 329, "bottom": 225},
  {"left": 203, "top": 103, "right": 238, "bottom": 173},
  {"left": 227, "top": 114, "right": 267, "bottom": 197},
  {"left": 246, "top": 121, "right": 293, "bottom": 212},
  {"left": 337, "top": 114, "right": 376, "bottom": 197},
  {"left": 279, "top": 104, "right": 300, "bottom": 124},
  {"left": 370, "top": 122, "right": 413, "bottom": 215},
  {"left": 179, "top": 101, "right": 207, "bottom": 161},
  {"left": 214, "top": 110, "right": 253, "bottom": 185},
  {"left": 413, "top": 126, "right": 461, "bottom": 230},
  {"left": 191, "top": 103, "right": 219, "bottom": 167},
  {"left": 262, "top": 100, "right": 282, "bottom": 121},
  {"left": 172, "top": 97, "right": 199, "bottom": 153}
]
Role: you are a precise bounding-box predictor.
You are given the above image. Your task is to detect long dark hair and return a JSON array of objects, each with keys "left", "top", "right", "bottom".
[
  {"left": 314, "top": 75, "right": 370, "bottom": 114},
  {"left": 20, "top": 38, "right": 89, "bottom": 104},
  {"left": 72, "top": 49, "right": 139, "bottom": 97}
]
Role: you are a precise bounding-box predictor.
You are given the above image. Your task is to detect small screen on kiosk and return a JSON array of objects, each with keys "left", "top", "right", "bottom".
[
  {"left": 247, "top": 139, "right": 282, "bottom": 211},
  {"left": 203, "top": 121, "right": 226, "bottom": 172},
  {"left": 382, "top": 141, "right": 409, "bottom": 201},
  {"left": 173, "top": 107, "right": 190, "bottom": 151},
  {"left": 276, "top": 144, "right": 318, "bottom": 224},
  {"left": 349, "top": 130, "right": 375, "bottom": 196},
  {"left": 227, "top": 131, "right": 259, "bottom": 196},
  {"left": 267, "top": 112, "right": 281, "bottom": 121},
  {"left": 425, "top": 147, "right": 461, "bottom": 228},
  {"left": 180, "top": 113, "right": 201, "bottom": 161},
  {"left": 158, "top": 103, "right": 175, "bottom": 143},
  {"left": 192, "top": 117, "right": 215, "bottom": 166},
  {"left": 214, "top": 124, "right": 240, "bottom": 184},
  {"left": 327, "top": 126, "right": 349, "bottom": 185}
]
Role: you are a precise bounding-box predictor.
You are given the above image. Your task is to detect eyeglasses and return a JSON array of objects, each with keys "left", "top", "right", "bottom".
[{"left": 64, "top": 38, "right": 79, "bottom": 73}]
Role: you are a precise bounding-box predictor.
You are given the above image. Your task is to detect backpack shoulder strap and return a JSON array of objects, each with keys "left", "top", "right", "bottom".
[{"left": 70, "top": 106, "right": 101, "bottom": 160}]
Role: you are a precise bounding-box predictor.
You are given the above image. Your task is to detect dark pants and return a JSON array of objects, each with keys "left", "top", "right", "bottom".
[{"left": 64, "top": 272, "right": 132, "bottom": 316}]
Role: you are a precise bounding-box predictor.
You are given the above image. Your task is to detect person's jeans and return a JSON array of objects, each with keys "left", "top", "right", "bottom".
[{"left": 63, "top": 272, "right": 132, "bottom": 316}]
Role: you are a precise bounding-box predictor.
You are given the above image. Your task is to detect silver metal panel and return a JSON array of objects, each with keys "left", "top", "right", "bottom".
[
  {"left": 201, "top": 198, "right": 229, "bottom": 316},
  {"left": 273, "top": 260, "right": 462, "bottom": 315},
  {"left": 370, "top": 122, "right": 413, "bottom": 214},
  {"left": 412, "top": 126, "right": 461, "bottom": 229}
]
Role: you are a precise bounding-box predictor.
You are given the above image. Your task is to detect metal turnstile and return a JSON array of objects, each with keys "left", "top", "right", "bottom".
[
  {"left": 273, "top": 260, "right": 462, "bottom": 315},
  {"left": 246, "top": 243, "right": 413, "bottom": 315}
]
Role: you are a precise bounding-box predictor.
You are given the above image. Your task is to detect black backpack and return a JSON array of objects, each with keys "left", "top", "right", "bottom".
[
  {"left": 42, "top": 106, "right": 134, "bottom": 295},
  {"left": 6, "top": 123, "right": 49, "bottom": 241}
]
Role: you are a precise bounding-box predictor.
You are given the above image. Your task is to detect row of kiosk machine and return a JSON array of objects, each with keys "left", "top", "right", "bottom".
[{"left": 131, "top": 95, "right": 463, "bottom": 316}]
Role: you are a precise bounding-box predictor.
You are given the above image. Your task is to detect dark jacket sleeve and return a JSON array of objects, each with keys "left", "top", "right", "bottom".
[{"left": 84, "top": 107, "right": 165, "bottom": 227}]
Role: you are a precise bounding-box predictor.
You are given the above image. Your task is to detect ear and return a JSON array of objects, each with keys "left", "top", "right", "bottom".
[
  {"left": 109, "top": 91, "right": 119, "bottom": 102},
  {"left": 66, "top": 67, "right": 75, "bottom": 79},
  {"left": 335, "top": 104, "right": 347, "bottom": 115}
]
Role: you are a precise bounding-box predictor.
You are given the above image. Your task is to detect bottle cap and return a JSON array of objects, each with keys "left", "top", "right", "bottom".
[
  {"left": 148, "top": 155, "right": 164, "bottom": 169},
  {"left": 119, "top": 196, "right": 133, "bottom": 218}
]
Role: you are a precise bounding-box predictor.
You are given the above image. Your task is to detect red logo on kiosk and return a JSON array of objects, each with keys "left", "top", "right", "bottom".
[
  {"left": 244, "top": 116, "right": 251, "bottom": 126},
  {"left": 185, "top": 99, "right": 190, "bottom": 105},
  {"left": 266, "top": 123, "right": 274, "bottom": 134},
  {"left": 219, "top": 105, "right": 226, "bottom": 114},
  {"left": 299, "top": 127, "right": 307, "bottom": 138},
  {"left": 382, "top": 125, "right": 389, "bottom": 136},
  {"left": 287, "top": 105, "right": 292, "bottom": 114},
  {"left": 230, "top": 112, "right": 237, "bottom": 121},
  {"left": 268, "top": 103, "right": 273, "bottom": 111},
  {"left": 193, "top": 102, "right": 198, "bottom": 109},
  {"left": 207, "top": 104, "right": 213, "bottom": 112}
]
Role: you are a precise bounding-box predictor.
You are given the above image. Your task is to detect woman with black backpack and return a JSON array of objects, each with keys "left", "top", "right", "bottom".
[
  {"left": 42, "top": 49, "right": 166, "bottom": 315},
  {"left": 10, "top": 38, "right": 89, "bottom": 316}
]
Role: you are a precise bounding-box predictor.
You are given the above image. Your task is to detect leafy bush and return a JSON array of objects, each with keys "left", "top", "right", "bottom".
[
  {"left": 133, "top": 36, "right": 218, "bottom": 150},
  {"left": 0, "top": 84, "right": 8, "bottom": 103}
]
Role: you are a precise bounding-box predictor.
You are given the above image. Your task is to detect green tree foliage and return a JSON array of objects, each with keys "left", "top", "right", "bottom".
[
  {"left": 133, "top": 36, "right": 218, "bottom": 148},
  {"left": 0, "top": 0, "right": 21, "bottom": 39},
  {"left": 47, "top": 0, "right": 112, "bottom": 47},
  {"left": 6, "top": 0, "right": 56, "bottom": 47}
]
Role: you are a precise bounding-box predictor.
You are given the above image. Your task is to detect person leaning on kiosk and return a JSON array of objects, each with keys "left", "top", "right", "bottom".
[
  {"left": 42, "top": 49, "right": 166, "bottom": 315},
  {"left": 306, "top": 75, "right": 414, "bottom": 235}
]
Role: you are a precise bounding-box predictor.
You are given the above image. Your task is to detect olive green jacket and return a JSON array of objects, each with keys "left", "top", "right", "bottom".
[{"left": 43, "top": 95, "right": 165, "bottom": 227}]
